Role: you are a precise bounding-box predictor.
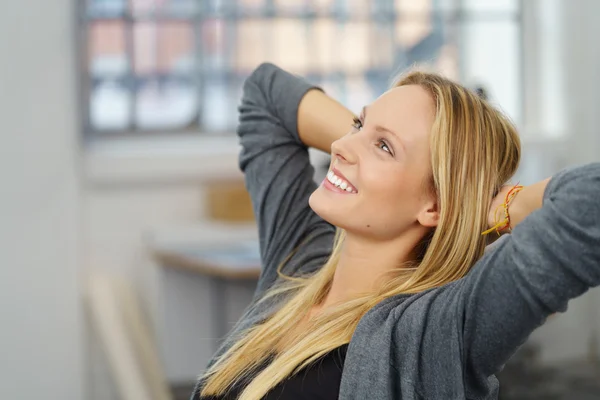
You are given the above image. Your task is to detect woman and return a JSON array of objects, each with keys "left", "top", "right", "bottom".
[{"left": 193, "top": 63, "right": 600, "bottom": 400}]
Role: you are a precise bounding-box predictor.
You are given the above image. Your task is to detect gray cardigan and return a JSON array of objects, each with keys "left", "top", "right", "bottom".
[{"left": 192, "top": 63, "right": 600, "bottom": 399}]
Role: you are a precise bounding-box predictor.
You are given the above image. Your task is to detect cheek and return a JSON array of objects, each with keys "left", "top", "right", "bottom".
[
  {"left": 363, "top": 166, "right": 408, "bottom": 198},
  {"left": 363, "top": 169, "right": 423, "bottom": 214},
  {"left": 368, "top": 183, "right": 407, "bottom": 218}
]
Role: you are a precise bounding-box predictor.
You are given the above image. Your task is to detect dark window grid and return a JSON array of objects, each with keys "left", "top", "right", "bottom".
[
  {"left": 83, "top": 0, "right": 520, "bottom": 21},
  {"left": 82, "top": 8, "right": 521, "bottom": 23},
  {"left": 83, "top": 71, "right": 397, "bottom": 136},
  {"left": 81, "top": 1, "right": 520, "bottom": 136}
]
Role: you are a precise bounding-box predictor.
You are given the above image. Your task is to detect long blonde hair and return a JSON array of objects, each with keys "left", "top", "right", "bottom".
[{"left": 200, "top": 71, "right": 521, "bottom": 399}]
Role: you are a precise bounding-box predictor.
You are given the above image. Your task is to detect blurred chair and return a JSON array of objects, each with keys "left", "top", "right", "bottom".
[{"left": 86, "top": 270, "right": 174, "bottom": 400}]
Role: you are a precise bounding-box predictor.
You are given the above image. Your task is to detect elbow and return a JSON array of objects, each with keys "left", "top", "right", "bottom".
[
  {"left": 242, "top": 63, "right": 279, "bottom": 97},
  {"left": 238, "top": 63, "right": 281, "bottom": 115},
  {"left": 546, "top": 162, "right": 600, "bottom": 201}
]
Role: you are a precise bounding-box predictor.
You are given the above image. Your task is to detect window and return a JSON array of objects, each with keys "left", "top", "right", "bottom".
[{"left": 81, "top": 0, "right": 521, "bottom": 136}]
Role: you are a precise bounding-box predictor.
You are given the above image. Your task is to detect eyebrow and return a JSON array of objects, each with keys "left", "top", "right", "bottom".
[{"left": 362, "top": 106, "right": 407, "bottom": 153}]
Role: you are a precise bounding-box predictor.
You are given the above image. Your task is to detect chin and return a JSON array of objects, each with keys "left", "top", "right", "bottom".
[{"left": 308, "top": 186, "right": 350, "bottom": 229}]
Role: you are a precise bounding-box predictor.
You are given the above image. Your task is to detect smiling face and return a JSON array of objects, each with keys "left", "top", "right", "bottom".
[{"left": 309, "top": 85, "right": 438, "bottom": 241}]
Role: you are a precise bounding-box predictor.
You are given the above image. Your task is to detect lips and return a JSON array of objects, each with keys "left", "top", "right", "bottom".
[{"left": 326, "top": 167, "right": 358, "bottom": 193}]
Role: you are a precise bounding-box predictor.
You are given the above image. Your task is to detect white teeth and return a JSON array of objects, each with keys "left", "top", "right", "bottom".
[{"left": 326, "top": 170, "right": 356, "bottom": 193}]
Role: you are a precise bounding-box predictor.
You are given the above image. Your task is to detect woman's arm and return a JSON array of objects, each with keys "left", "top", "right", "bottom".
[
  {"left": 460, "top": 163, "right": 600, "bottom": 379},
  {"left": 237, "top": 63, "right": 353, "bottom": 298},
  {"left": 297, "top": 89, "right": 356, "bottom": 153},
  {"left": 508, "top": 178, "right": 551, "bottom": 227}
]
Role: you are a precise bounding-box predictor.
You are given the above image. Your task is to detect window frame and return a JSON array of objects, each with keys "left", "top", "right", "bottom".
[
  {"left": 80, "top": 0, "right": 525, "bottom": 139},
  {"left": 80, "top": 0, "right": 545, "bottom": 186}
]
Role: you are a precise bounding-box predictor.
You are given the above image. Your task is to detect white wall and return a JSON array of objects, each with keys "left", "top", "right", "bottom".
[
  {"left": 0, "top": 1, "right": 83, "bottom": 399},
  {"left": 523, "top": 0, "right": 600, "bottom": 365},
  {"left": 563, "top": 0, "right": 600, "bottom": 164}
]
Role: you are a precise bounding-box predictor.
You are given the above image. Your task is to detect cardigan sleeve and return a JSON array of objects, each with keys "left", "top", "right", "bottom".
[
  {"left": 458, "top": 163, "right": 600, "bottom": 381},
  {"left": 237, "top": 63, "right": 335, "bottom": 298}
]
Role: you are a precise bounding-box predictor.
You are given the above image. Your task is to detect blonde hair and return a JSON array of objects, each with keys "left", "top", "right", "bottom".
[{"left": 200, "top": 71, "right": 521, "bottom": 399}]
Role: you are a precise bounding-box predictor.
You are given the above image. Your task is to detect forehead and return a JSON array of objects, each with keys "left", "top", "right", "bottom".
[{"left": 367, "top": 85, "right": 435, "bottom": 141}]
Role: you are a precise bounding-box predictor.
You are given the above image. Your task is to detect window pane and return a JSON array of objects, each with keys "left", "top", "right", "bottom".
[
  {"left": 88, "top": 21, "right": 131, "bottom": 131},
  {"left": 201, "top": 18, "right": 228, "bottom": 70},
  {"left": 236, "top": 19, "right": 270, "bottom": 73},
  {"left": 199, "top": 18, "right": 236, "bottom": 132},
  {"left": 134, "top": 22, "right": 197, "bottom": 130},
  {"left": 462, "top": 0, "right": 518, "bottom": 13},
  {"left": 135, "top": 76, "right": 197, "bottom": 130},
  {"left": 271, "top": 19, "right": 311, "bottom": 73},
  {"left": 89, "top": 21, "right": 128, "bottom": 74},
  {"left": 274, "top": 0, "right": 309, "bottom": 12},
  {"left": 308, "top": 19, "right": 337, "bottom": 73},
  {"left": 129, "top": 0, "right": 198, "bottom": 17},
  {"left": 238, "top": 19, "right": 313, "bottom": 73},
  {"left": 133, "top": 22, "right": 156, "bottom": 75},
  {"left": 394, "top": 17, "right": 457, "bottom": 80},
  {"left": 338, "top": 22, "right": 370, "bottom": 74},
  {"left": 340, "top": 0, "right": 371, "bottom": 18},
  {"left": 90, "top": 78, "right": 132, "bottom": 131},
  {"left": 200, "top": 75, "right": 240, "bottom": 132},
  {"left": 157, "top": 22, "right": 195, "bottom": 74},
  {"left": 395, "top": 0, "right": 455, "bottom": 15},
  {"left": 238, "top": 0, "right": 267, "bottom": 11},
  {"left": 369, "top": 23, "right": 395, "bottom": 70},
  {"left": 344, "top": 77, "right": 376, "bottom": 114},
  {"left": 83, "top": 0, "right": 521, "bottom": 136},
  {"left": 161, "top": 0, "right": 198, "bottom": 16},
  {"left": 435, "top": 42, "right": 460, "bottom": 79},
  {"left": 88, "top": 0, "right": 126, "bottom": 17},
  {"left": 310, "top": 0, "right": 336, "bottom": 15},
  {"left": 130, "top": 0, "right": 157, "bottom": 16},
  {"left": 396, "top": 18, "right": 432, "bottom": 48},
  {"left": 460, "top": 20, "right": 521, "bottom": 123}
]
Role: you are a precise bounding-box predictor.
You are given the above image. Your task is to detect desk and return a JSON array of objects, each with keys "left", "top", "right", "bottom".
[{"left": 153, "top": 239, "right": 261, "bottom": 352}]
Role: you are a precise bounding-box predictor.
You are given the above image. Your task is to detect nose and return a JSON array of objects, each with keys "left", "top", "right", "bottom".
[{"left": 331, "top": 135, "right": 358, "bottom": 165}]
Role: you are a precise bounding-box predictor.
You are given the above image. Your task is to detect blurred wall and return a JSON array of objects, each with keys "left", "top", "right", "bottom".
[
  {"left": 564, "top": 1, "right": 600, "bottom": 166},
  {"left": 528, "top": 0, "right": 600, "bottom": 365},
  {"left": 83, "top": 174, "right": 209, "bottom": 399},
  {"left": 0, "top": 1, "right": 83, "bottom": 399}
]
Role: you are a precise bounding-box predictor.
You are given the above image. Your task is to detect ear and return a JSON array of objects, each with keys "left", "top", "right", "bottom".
[{"left": 417, "top": 199, "right": 439, "bottom": 228}]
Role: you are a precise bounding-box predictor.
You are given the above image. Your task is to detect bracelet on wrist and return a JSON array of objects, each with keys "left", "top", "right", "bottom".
[{"left": 482, "top": 183, "right": 524, "bottom": 236}]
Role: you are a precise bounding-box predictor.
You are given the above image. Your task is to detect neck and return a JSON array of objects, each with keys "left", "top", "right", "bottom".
[{"left": 320, "top": 227, "right": 426, "bottom": 309}]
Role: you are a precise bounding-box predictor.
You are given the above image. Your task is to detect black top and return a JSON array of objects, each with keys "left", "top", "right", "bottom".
[{"left": 197, "top": 344, "right": 348, "bottom": 400}]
